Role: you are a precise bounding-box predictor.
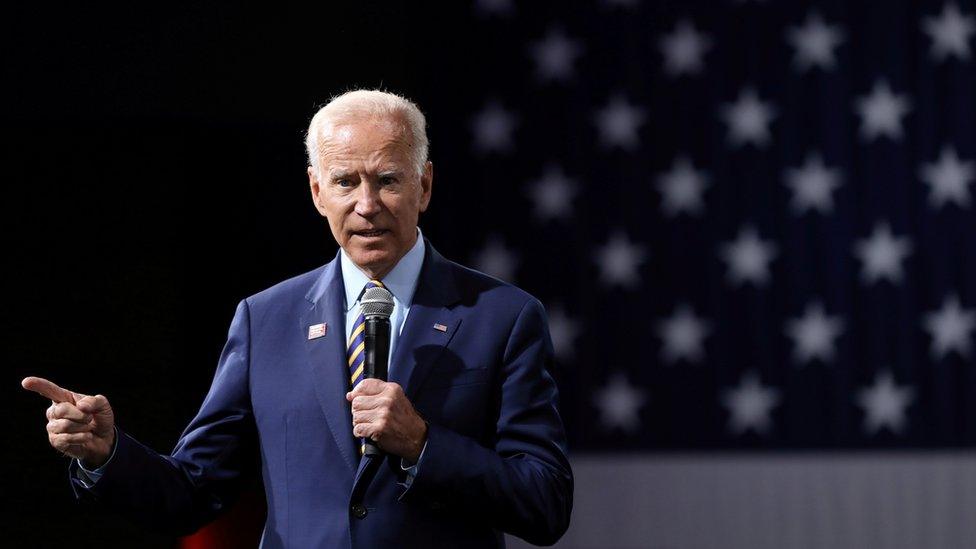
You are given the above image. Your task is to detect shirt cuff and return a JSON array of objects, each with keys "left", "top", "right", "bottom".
[
  {"left": 399, "top": 438, "right": 428, "bottom": 488},
  {"left": 75, "top": 426, "right": 119, "bottom": 487}
]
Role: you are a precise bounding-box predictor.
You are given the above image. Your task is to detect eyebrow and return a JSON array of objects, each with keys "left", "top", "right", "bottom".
[{"left": 328, "top": 169, "right": 354, "bottom": 180}]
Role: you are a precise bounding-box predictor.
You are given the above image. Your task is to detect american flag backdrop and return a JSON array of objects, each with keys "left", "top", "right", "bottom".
[{"left": 418, "top": 0, "right": 976, "bottom": 453}]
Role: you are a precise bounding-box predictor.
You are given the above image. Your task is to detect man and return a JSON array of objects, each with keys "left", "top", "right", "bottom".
[{"left": 22, "top": 89, "right": 573, "bottom": 547}]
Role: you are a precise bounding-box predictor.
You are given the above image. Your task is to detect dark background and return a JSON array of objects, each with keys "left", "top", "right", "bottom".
[
  {"left": 8, "top": 0, "right": 976, "bottom": 547},
  {"left": 4, "top": 2, "right": 491, "bottom": 545}
]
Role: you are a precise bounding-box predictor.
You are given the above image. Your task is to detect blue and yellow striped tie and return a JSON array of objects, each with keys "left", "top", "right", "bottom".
[{"left": 348, "top": 279, "right": 384, "bottom": 456}]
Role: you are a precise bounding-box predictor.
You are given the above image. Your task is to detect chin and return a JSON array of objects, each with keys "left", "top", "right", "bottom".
[{"left": 349, "top": 249, "right": 394, "bottom": 274}]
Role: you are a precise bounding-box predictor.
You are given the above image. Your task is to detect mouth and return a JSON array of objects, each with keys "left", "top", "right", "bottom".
[{"left": 352, "top": 229, "right": 389, "bottom": 238}]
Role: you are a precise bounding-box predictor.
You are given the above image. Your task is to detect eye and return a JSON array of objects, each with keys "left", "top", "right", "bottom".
[
  {"left": 379, "top": 176, "right": 398, "bottom": 186},
  {"left": 336, "top": 178, "right": 353, "bottom": 188}
]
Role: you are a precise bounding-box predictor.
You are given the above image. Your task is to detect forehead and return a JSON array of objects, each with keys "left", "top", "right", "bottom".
[{"left": 318, "top": 116, "right": 411, "bottom": 163}]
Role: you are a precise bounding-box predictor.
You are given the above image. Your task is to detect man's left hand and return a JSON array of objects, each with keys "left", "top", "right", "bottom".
[{"left": 347, "top": 379, "right": 427, "bottom": 462}]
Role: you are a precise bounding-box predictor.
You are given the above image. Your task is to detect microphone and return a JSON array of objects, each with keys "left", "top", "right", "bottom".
[{"left": 359, "top": 285, "right": 394, "bottom": 457}]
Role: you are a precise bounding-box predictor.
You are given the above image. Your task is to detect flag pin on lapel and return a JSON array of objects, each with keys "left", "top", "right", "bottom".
[
  {"left": 433, "top": 323, "right": 448, "bottom": 332},
  {"left": 308, "top": 323, "right": 328, "bottom": 340}
]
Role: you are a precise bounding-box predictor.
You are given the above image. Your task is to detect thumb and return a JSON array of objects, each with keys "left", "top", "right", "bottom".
[{"left": 76, "top": 394, "right": 110, "bottom": 414}]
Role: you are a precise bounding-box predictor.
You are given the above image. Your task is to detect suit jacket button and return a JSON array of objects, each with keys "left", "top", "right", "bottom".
[{"left": 351, "top": 503, "right": 368, "bottom": 519}]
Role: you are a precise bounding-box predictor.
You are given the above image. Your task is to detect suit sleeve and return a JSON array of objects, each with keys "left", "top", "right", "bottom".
[
  {"left": 68, "top": 299, "right": 258, "bottom": 536},
  {"left": 398, "top": 298, "right": 574, "bottom": 546}
]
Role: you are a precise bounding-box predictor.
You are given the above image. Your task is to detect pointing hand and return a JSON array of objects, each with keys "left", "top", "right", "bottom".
[{"left": 22, "top": 376, "right": 116, "bottom": 469}]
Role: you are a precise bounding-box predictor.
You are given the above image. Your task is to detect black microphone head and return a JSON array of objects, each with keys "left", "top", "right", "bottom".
[{"left": 361, "top": 286, "right": 394, "bottom": 319}]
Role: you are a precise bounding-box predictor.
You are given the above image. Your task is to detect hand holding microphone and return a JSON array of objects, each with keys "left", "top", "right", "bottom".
[{"left": 345, "top": 286, "right": 428, "bottom": 462}]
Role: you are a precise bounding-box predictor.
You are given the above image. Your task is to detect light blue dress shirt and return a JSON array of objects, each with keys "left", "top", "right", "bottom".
[
  {"left": 340, "top": 227, "right": 428, "bottom": 481},
  {"left": 339, "top": 227, "right": 425, "bottom": 366},
  {"left": 78, "top": 229, "right": 429, "bottom": 487}
]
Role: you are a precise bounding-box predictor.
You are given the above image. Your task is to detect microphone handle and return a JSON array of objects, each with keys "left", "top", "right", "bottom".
[{"left": 363, "top": 316, "right": 391, "bottom": 457}]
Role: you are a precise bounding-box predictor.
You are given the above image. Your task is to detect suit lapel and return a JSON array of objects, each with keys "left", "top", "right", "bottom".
[
  {"left": 350, "top": 242, "right": 464, "bottom": 497},
  {"left": 390, "top": 303, "right": 461, "bottom": 400},
  {"left": 300, "top": 254, "right": 358, "bottom": 474},
  {"left": 390, "top": 241, "right": 462, "bottom": 400},
  {"left": 305, "top": 241, "right": 463, "bottom": 496}
]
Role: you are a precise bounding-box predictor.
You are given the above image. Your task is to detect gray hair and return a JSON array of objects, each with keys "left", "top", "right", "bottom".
[{"left": 305, "top": 89, "right": 429, "bottom": 179}]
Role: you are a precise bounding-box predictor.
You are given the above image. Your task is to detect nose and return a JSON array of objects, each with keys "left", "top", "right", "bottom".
[{"left": 354, "top": 181, "right": 382, "bottom": 217}]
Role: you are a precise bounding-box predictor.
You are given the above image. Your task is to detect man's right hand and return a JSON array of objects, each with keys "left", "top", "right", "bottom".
[{"left": 21, "top": 376, "right": 116, "bottom": 469}]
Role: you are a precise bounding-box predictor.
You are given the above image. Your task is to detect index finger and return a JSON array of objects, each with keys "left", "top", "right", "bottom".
[
  {"left": 347, "top": 378, "right": 385, "bottom": 399},
  {"left": 21, "top": 377, "right": 76, "bottom": 404}
]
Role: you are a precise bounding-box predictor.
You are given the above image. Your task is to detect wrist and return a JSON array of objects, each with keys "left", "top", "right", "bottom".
[
  {"left": 81, "top": 428, "right": 116, "bottom": 469},
  {"left": 80, "top": 454, "right": 108, "bottom": 470},
  {"left": 407, "top": 420, "right": 428, "bottom": 463}
]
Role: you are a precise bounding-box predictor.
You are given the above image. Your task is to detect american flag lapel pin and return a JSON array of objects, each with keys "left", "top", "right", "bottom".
[
  {"left": 433, "top": 323, "right": 448, "bottom": 332},
  {"left": 308, "top": 323, "right": 328, "bottom": 340}
]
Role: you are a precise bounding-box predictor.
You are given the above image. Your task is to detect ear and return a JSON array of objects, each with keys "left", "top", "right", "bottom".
[
  {"left": 308, "top": 166, "right": 328, "bottom": 217},
  {"left": 418, "top": 161, "right": 433, "bottom": 213}
]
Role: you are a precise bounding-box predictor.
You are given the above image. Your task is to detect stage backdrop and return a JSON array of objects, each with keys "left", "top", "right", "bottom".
[{"left": 7, "top": 1, "right": 976, "bottom": 547}]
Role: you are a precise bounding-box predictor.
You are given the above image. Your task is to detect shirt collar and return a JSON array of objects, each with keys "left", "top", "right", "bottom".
[{"left": 340, "top": 227, "right": 426, "bottom": 312}]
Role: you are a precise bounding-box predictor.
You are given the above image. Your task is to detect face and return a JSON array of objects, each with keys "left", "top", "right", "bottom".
[{"left": 308, "top": 116, "right": 433, "bottom": 279}]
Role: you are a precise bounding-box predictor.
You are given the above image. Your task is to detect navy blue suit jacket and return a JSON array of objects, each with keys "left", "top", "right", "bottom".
[{"left": 70, "top": 240, "right": 573, "bottom": 547}]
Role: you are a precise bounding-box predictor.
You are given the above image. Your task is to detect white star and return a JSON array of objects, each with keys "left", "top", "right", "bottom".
[
  {"left": 852, "top": 222, "right": 913, "bottom": 285},
  {"left": 530, "top": 27, "right": 582, "bottom": 82},
  {"left": 785, "top": 11, "right": 845, "bottom": 71},
  {"left": 784, "top": 301, "right": 845, "bottom": 365},
  {"left": 471, "top": 101, "right": 517, "bottom": 155},
  {"left": 546, "top": 304, "right": 581, "bottom": 362},
  {"left": 594, "top": 231, "right": 648, "bottom": 289},
  {"left": 856, "top": 370, "right": 914, "bottom": 435},
  {"left": 783, "top": 153, "right": 843, "bottom": 215},
  {"left": 721, "top": 371, "right": 780, "bottom": 436},
  {"left": 655, "top": 157, "right": 710, "bottom": 217},
  {"left": 527, "top": 165, "right": 577, "bottom": 221},
  {"left": 658, "top": 20, "right": 712, "bottom": 77},
  {"left": 919, "top": 146, "right": 974, "bottom": 209},
  {"left": 719, "top": 226, "right": 778, "bottom": 287},
  {"left": 593, "top": 372, "right": 648, "bottom": 432},
  {"left": 922, "top": 2, "right": 976, "bottom": 61},
  {"left": 656, "top": 304, "right": 710, "bottom": 364},
  {"left": 473, "top": 0, "right": 514, "bottom": 16},
  {"left": 923, "top": 294, "right": 976, "bottom": 360},
  {"left": 594, "top": 95, "right": 646, "bottom": 151},
  {"left": 853, "top": 80, "right": 912, "bottom": 141},
  {"left": 719, "top": 87, "right": 777, "bottom": 148},
  {"left": 473, "top": 236, "right": 517, "bottom": 282}
]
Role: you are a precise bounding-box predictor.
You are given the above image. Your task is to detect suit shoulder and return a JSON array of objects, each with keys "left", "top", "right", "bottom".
[
  {"left": 445, "top": 259, "right": 542, "bottom": 312},
  {"left": 243, "top": 263, "right": 329, "bottom": 310}
]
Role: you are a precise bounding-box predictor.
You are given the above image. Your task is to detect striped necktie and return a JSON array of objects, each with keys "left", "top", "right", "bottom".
[{"left": 347, "top": 278, "right": 384, "bottom": 456}]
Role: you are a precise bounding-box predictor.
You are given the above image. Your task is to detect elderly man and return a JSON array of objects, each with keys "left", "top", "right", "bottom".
[{"left": 22, "top": 89, "right": 573, "bottom": 548}]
